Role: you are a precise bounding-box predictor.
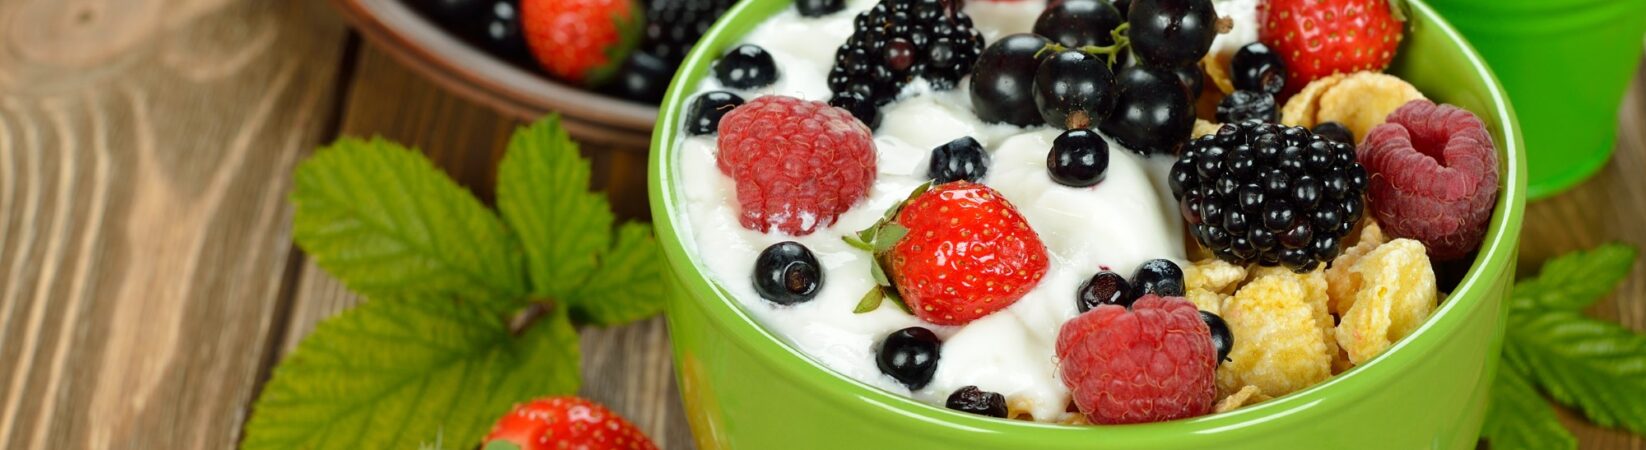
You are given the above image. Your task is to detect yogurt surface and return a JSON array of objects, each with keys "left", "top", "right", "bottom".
[{"left": 670, "top": 0, "right": 1254, "bottom": 422}]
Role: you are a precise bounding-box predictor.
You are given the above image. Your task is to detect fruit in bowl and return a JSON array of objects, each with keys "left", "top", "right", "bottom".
[
  {"left": 404, "top": 0, "right": 746, "bottom": 104},
  {"left": 650, "top": 0, "right": 1525, "bottom": 447}
]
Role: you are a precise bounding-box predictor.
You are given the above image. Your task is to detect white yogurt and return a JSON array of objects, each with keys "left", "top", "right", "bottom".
[{"left": 670, "top": 0, "right": 1254, "bottom": 422}]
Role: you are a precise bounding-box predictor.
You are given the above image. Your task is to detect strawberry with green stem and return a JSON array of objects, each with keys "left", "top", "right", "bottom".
[
  {"left": 847, "top": 181, "right": 1050, "bottom": 326},
  {"left": 522, "top": 0, "right": 645, "bottom": 87}
]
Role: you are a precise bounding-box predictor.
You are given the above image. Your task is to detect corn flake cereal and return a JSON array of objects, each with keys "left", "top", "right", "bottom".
[
  {"left": 1334, "top": 239, "right": 1438, "bottom": 365},
  {"left": 1326, "top": 222, "right": 1389, "bottom": 315},
  {"left": 1187, "top": 258, "right": 1248, "bottom": 294},
  {"left": 1280, "top": 73, "right": 1347, "bottom": 128},
  {"left": 1214, "top": 385, "right": 1269, "bottom": 413},
  {"left": 1315, "top": 72, "right": 1426, "bottom": 143},
  {"left": 1216, "top": 269, "right": 1334, "bottom": 397},
  {"left": 1194, "top": 119, "right": 1223, "bottom": 139},
  {"left": 1188, "top": 288, "right": 1227, "bottom": 315}
]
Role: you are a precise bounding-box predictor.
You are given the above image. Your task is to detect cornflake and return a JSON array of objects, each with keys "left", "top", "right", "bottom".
[
  {"left": 1314, "top": 72, "right": 1426, "bottom": 142},
  {"left": 1214, "top": 385, "right": 1270, "bottom": 413},
  {"left": 1216, "top": 269, "right": 1334, "bottom": 397},
  {"left": 1279, "top": 73, "right": 1347, "bottom": 128},
  {"left": 1326, "top": 222, "right": 1389, "bottom": 315},
  {"left": 1194, "top": 119, "right": 1223, "bottom": 139},
  {"left": 1187, "top": 258, "right": 1248, "bottom": 294},
  {"left": 1334, "top": 239, "right": 1438, "bottom": 365}
]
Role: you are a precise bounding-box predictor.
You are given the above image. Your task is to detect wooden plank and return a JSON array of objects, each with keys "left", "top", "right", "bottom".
[
  {"left": 280, "top": 44, "right": 693, "bottom": 448},
  {"left": 1520, "top": 59, "right": 1646, "bottom": 450},
  {"left": 0, "top": 0, "right": 349, "bottom": 448}
]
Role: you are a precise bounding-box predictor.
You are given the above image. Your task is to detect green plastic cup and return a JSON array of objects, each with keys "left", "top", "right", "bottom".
[{"left": 1428, "top": 0, "right": 1646, "bottom": 199}]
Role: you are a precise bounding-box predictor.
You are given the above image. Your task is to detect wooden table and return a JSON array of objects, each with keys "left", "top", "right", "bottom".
[{"left": 0, "top": 0, "right": 1640, "bottom": 448}]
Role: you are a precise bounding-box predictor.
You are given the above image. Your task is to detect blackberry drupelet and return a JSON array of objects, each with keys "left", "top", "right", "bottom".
[
  {"left": 640, "top": 0, "right": 737, "bottom": 65},
  {"left": 1170, "top": 122, "right": 1368, "bottom": 272},
  {"left": 826, "top": 0, "right": 985, "bottom": 124}
]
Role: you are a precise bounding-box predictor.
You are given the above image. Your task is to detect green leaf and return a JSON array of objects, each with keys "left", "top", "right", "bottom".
[
  {"left": 292, "top": 137, "right": 527, "bottom": 308},
  {"left": 566, "top": 223, "right": 666, "bottom": 325},
  {"left": 1503, "top": 310, "right": 1646, "bottom": 435},
  {"left": 243, "top": 297, "right": 580, "bottom": 450},
  {"left": 496, "top": 116, "right": 616, "bottom": 300},
  {"left": 883, "top": 289, "right": 913, "bottom": 314},
  {"left": 1482, "top": 364, "right": 1577, "bottom": 450},
  {"left": 854, "top": 288, "right": 885, "bottom": 314},
  {"left": 874, "top": 224, "right": 909, "bottom": 253},
  {"left": 483, "top": 442, "right": 523, "bottom": 450},
  {"left": 1511, "top": 244, "right": 1637, "bottom": 311}
]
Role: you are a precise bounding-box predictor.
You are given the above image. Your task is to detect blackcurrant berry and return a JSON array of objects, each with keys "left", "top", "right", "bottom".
[
  {"left": 1099, "top": 65, "right": 1194, "bottom": 155},
  {"left": 1216, "top": 90, "right": 1278, "bottom": 123},
  {"left": 1034, "top": 50, "right": 1117, "bottom": 129},
  {"left": 1200, "top": 310, "right": 1233, "bottom": 365},
  {"left": 753, "top": 241, "right": 823, "bottom": 305},
  {"left": 1232, "top": 42, "right": 1288, "bottom": 95},
  {"left": 685, "top": 91, "right": 745, "bottom": 135},
  {"left": 929, "top": 136, "right": 990, "bottom": 184},
  {"left": 1033, "top": 0, "right": 1124, "bottom": 49},
  {"left": 946, "top": 386, "right": 1008, "bottom": 418},
  {"left": 878, "top": 327, "right": 942, "bottom": 389},
  {"left": 971, "top": 34, "right": 1053, "bottom": 126},
  {"left": 1077, "top": 270, "right": 1132, "bottom": 312},
  {"left": 797, "top": 0, "right": 846, "bottom": 17},
  {"left": 1127, "top": 0, "right": 1218, "bottom": 68},
  {"left": 605, "top": 51, "right": 673, "bottom": 104},
  {"left": 1048, "top": 129, "right": 1111, "bottom": 187},
  {"left": 715, "top": 44, "right": 779, "bottom": 89},
  {"left": 1127, "top": 258, "right": 1185, "bottom": 300}
]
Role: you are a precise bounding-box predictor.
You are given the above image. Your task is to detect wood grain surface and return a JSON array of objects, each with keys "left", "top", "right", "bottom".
[
  {"left": 0, "top": 1, "right": 1640, "bottom": 448},
  {"left": 0, "top": 0, "right": 349, "bottom": 448}
]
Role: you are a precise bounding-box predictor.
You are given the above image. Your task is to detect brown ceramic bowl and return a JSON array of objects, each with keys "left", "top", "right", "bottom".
[{"left": 331, "top": 0, "right": 657, "bottom": 150}]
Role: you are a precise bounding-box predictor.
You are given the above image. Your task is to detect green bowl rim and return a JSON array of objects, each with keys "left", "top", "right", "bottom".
[{"left": 647, "top": 0, "right": 1527, "bottom": 442}]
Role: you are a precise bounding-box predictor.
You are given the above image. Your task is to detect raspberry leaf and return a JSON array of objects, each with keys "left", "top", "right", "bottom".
[
  {"left": 566, "top": 223, "right": 666, "bottom": 325},
  {"left": 1510, "top": 243, "right": 1637, "bottom": 312},
  {"left": 1503, "top": 310, "right": 1646, "bottom": 435},
  {"left": 1481, "top": 364, "right": 1577, "bottom": 450},
  {"left": 292, "top": 138, "right": 527, "bottom": 310},
  {"left": 498, "top": 115, "right": 616, "bottom": 301},
  {"left": 243, "top": 297, "right": 580, "bottom": 450}
]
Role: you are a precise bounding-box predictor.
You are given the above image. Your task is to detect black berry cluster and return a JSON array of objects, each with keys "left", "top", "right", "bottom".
[
  {"left": 641, "top": 0, "right": 737, "bottom": 66},
  {"left": 827, "top": 0, "right": 985, "bottom": 127},
  {"left": 1170, "top": 122, "right": 1369, "bottom": 272}
]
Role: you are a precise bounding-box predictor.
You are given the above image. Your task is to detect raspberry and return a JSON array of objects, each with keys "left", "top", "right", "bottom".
[
  {"left": 1056, "top": 295, "right": 1217, "bottom": 424},
  {"left": 717, "top": 96, "right": 876, "bottom": 235},
  {"left": 1358, "top": 100, "right": 1499, "bottom": 261}
]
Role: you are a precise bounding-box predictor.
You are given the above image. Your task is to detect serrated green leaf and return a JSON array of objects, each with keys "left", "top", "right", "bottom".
[
  {"left": 497, "top": 116, "right": 616, "bottom": 300},
  {"left": 1504, "top": 310, "right": 1646, "bottom": 435},
  {"left": 1511, "top": 244, "right": 1637, "bottom": 311},
  {"left": 483, "top": 442, "right": 522, "bottom": 450},
  {"left": 243, "top": 297, "right": 580, "bottom": 450},
  {"left": 292, "top": 138, "right": 526, "bottom": 308},
  {"left": 854, "top": 288, "right": 885, "bottom": 314},
  {"left": 1482, "top": 364, "right": 1577, "bottom": 450},
  {"left": 567, "top": 222, "right": 665, "bottom": 325}
]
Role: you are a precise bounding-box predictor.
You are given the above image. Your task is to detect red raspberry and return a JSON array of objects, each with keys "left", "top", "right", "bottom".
[
  {"left": 1056, "top": 295, "right": 1217, "bottom": 424},
  {"left": 1359, "top": 100, "right": 1499, "bottom": 260},
  {"left": 717, "top": 96, "right": 876, "bottom": 235}
]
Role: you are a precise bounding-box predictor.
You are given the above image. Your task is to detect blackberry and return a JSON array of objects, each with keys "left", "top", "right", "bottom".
[
  {"left": 827, "top": 0, "right": 985, "bottom": 119},
  {"left": 1171, "top": 122, "right": 1367, "bottom": 272},
  {"left": 640, "top": 0, "right": 737, "bottom": 66}
]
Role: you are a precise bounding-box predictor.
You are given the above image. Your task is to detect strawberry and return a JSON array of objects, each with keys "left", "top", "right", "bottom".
[
  {"left": 483, "top": 397, "right": 658, "bottom": 450},
  {"left": 847, "top": 182, "right": 1049, "bottom": 325},
  {"left": 1257, "top": 0, "right": 1404, "bottom": 98},
  {"left": 521, "top": 0, "right": 645, "bottom": 87}
]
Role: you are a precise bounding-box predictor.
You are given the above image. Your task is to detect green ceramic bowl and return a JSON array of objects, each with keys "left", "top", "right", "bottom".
[{"left": 648, "top": 0, "right": 1527, "bottom": 447}]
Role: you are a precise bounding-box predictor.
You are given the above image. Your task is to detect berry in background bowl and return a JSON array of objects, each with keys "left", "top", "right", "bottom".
[
  {"left": 649, "top": 0, "right": 1526, "bottom": 448},
  {"left": 331, "top": 0, "right": 750, "bottom": 149}
]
